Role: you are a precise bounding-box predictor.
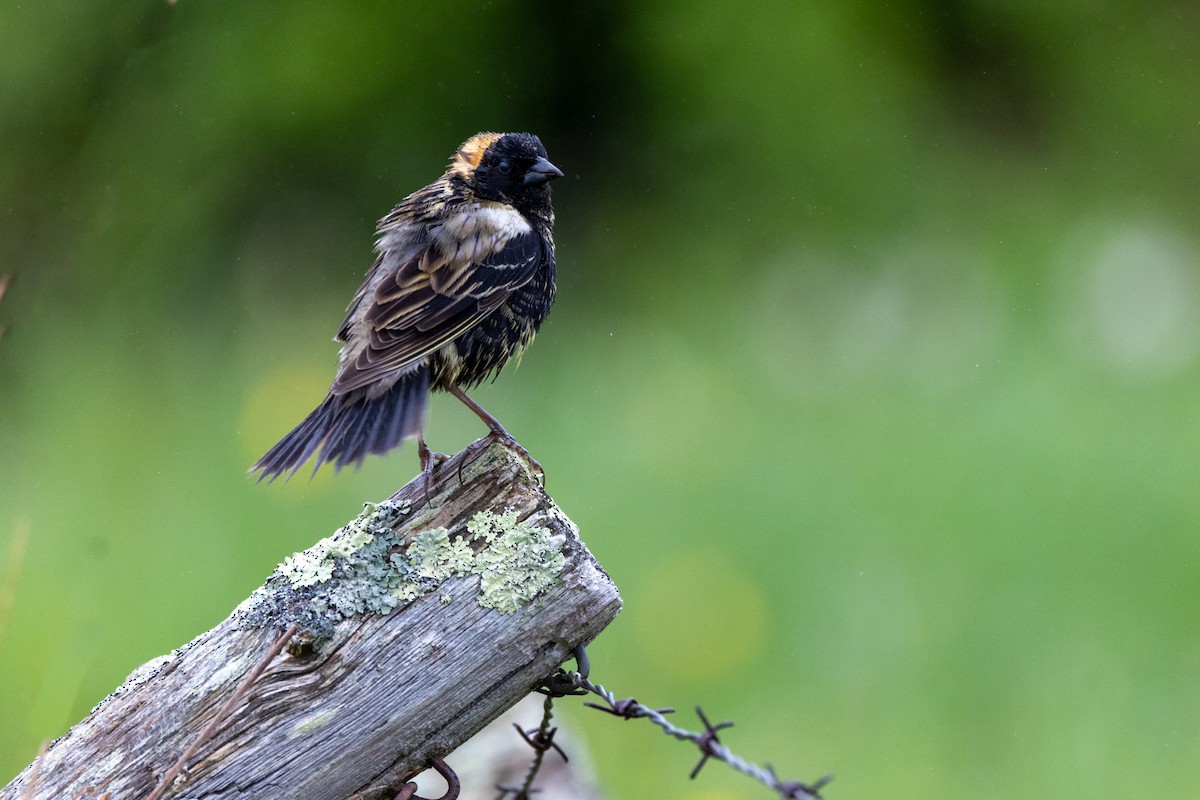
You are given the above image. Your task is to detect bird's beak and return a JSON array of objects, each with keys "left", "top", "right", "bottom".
[{"left": 524, "top": 156, "right": 564, "bottom": 185}]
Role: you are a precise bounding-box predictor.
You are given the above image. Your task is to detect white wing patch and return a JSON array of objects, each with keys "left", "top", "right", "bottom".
[{"left": 434, "top": 203, "right": 532, "bottom": 266}]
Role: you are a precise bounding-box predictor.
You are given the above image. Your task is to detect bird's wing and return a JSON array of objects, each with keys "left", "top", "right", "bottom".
[{"left": 330, "top": 227, "right": 544, "bottom": 395}]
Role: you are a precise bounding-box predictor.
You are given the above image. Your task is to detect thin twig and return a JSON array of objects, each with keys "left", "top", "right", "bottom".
[
  {"left": 0, "top": 272, "right": 10, "bottom": 342},
  {"left": 0, "top": 516, "right": 31, "bottom": 649},
  {"left": 145, "top": 624, "right": 299, "bottom": 800}
]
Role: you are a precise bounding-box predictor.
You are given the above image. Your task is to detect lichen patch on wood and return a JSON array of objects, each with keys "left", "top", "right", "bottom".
[
  {"left": 289, "top": 709, "right": 339, "bottom": 739},
  {"left": 469, "top": 510, "right": 566, "bottom": 613},
  {"left": 235, "top": 497, "right": 566, "bottom": 642}
]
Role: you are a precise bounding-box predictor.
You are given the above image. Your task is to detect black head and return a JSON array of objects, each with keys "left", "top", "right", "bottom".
[{"left": 450, "top": 132, "right": 563, "bottom": 215}]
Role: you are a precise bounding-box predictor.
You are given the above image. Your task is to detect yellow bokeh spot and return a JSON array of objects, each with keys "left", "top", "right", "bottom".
[
  {"left": 634, "top": 549, "right": 767, "bottom": 683},
  {"left": 240, "top": 362, "right": 337, "bottom": 489}
]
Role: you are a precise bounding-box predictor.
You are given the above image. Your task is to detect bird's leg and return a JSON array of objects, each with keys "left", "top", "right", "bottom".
[
  {"left": 417, "top": 434, "right": 448, "bottom": 500},
  {"left": 446, "top": 385, "right": 544, "bottom": 477},
  {"left": 446, "top": 385, "right": 513, "bottom": 437}
]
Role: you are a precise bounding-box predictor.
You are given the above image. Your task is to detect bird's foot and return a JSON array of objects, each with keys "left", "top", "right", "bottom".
[
  {"left": 446, "top": 385, "right": 545, "bottom": 483},
  {"left": 418, "top": 437, "right": 449, "bottom": 501},
  {"left": 484, "top": 425, "right": 544, "bottom": 482}
]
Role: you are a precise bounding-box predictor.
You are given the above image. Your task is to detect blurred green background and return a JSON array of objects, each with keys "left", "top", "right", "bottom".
[{"left": 2, "top": 2, "right": 1199, "bottom": 797}]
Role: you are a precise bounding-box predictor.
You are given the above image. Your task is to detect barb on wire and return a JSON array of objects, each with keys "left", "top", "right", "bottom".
[
  {"left": 494, "top": 692, "right": 567, "bottom": 800},
  {"left": 582, "top": 694, "right": 673, "bottom": 720},
  {"left": 524, "top": 666, "right": 833, "bottom": 800},
  {"left": 689, "top": 706, "right": 734, "bottom": 779}
]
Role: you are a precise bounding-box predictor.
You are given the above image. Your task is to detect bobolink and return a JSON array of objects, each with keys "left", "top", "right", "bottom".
[{"left": 253, "top": 131, "right": 562, "bottom": 481}]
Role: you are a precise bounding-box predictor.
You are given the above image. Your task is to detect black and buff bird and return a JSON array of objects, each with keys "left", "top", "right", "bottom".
[{"left": 252, "top": 131, "right": 562, "bottom": 481}]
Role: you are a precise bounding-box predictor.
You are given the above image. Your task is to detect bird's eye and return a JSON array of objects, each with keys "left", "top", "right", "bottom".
[{"left": 497, "top": 160, "right": 512, "bottom": 175}]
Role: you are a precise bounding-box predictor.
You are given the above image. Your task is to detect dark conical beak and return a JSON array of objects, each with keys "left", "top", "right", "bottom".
[{"left": 524, "top": 156, "right": 564, "bottom": 185}]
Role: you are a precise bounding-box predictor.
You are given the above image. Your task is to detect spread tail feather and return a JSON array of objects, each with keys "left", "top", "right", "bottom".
[{"left": 251, "top": 369, "right": 429, "bottom": 481}]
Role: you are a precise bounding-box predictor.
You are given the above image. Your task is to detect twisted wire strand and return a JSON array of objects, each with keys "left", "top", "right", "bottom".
[{"left": 523, "top": 669, "right": 832, "bottom": 800}]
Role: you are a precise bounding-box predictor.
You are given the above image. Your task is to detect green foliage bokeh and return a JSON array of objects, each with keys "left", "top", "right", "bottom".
[{"left": 2, "top": 2, "right": 1199, "bottom": 798}]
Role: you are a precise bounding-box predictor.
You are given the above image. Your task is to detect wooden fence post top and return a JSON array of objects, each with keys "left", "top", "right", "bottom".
[{"left": 2, "top": 438, "right": 622, "bottom": 800}]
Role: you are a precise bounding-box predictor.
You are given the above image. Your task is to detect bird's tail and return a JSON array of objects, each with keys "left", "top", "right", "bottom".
[{"left": 251, "top": 369, "right": 429, "bottom": 481}]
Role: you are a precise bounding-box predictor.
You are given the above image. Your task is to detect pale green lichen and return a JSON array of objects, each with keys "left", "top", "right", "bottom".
[
  {"left": 289, "top": 708, "right": 338, "bottom": 739},
  {"left": 235, "top": 500, "right": 565, "bottom": 643},
  {"left": 470, "top": 510, "right": 566, "bottom": 613},
  {"left": 203, "top": 652, "right": 259, "bottom": 695},
  {"left": 407, "top": 527, "right": 477, "bottom": 581},
  {"left": 466, "top": 509, "right": 505, "bottom": 542},
  {"left": 279, "top": 503, "right": 397, "bottom": 588},
  {"left": 235, "top": 500, "right": 413, "bottom": 638}
]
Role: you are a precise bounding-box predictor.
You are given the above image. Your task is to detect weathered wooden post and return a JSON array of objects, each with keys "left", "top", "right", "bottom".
[{"left": 1, "top": 439, "right": 621, "bottom": 800}]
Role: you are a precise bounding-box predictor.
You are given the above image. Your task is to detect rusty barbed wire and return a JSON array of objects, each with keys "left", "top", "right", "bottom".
[
  {"left": 492, "top": 692, "right": 567, "bottom": 800},
  {"left": 509, "top": 665, "right": 832, "bottom": 800}
]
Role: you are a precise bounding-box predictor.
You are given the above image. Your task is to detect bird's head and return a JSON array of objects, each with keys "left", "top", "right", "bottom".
[{"left": 450, "top": 132, "right": 563, "bottom": 215}]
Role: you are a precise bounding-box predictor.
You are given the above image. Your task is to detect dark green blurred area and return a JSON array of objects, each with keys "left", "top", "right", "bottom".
[{"left": 3, "top": 1, "right": 1199, "bottom": 796}]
